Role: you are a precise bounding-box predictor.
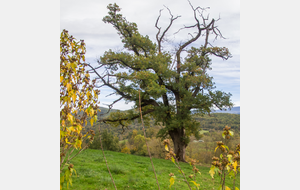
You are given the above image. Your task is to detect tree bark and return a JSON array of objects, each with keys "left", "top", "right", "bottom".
[{"left": 169, "top": 127, "right": 187, "bottom": 162}]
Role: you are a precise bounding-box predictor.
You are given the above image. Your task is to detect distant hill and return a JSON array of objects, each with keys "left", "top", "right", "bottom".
[
  {"left": 212, "top": 106, "right": 240, "bottom": 114},
  {"left": 97, "top": 106, "right": 240, "bottom": 115},
  {"left": 97, "top": 106, "right": 120, "bottom": 118}
]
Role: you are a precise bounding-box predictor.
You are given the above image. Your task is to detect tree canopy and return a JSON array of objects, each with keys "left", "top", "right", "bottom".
[{"left": 88, "top": 2, "right": 233, "bottom": 161}]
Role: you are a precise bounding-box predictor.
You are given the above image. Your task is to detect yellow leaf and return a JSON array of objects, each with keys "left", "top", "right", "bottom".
[
  {"left": 90, "top": 108, "right": 94, "bottom": 116},
  {"left": 66, "top": 63, "right": 71, "bottom": 69},
  {"left": 171, "top": 156, "right": 175, "bottom": 163},
  {"left": 86, "top": 91, "right": 91, "bottom": 99},
  {"left": 76, "top": 139, "right": 82, "bottom": 149},
  {"left": 225, "top": 186, "right": 231, "bottom": 190},
  {"left": 214, "top": 146, "right": 218, "bottom": 152},
  {"left": 226, "top": 165, "right": 230, "bottom": 171},
  {"left": 60, "top": 130, "right": 65, "bottom": 139},
  {"left": 67, "top": 113, "right": 73, "bottom": 122},
  {"left": 76, "top": 124, "right": 82, "bottom": 131},
  {"left": 198, "top": 171, "right": 201, "bottom": 175},
  {"left": 66, "top": 83, "right": 72, "bottom": 91},
  {"left": 209, "top": 166, "right": 215, "bottom": 178},
  {"left": 169, "top": 177, "right": 175, "bottom": 188},
  {"left": 61, "top": 120, "right": 65, "bottom": 127},
  {"left": 72, "top": 92, "right": 76, "bottom": 104},
  {"left": 60, "top": 76, "right": 63, "bottom": 83},
  {"left": 165, "top": 144, "right": 169, "bottom": 151},
  {"left": 227, "top": 154, "right": 232, "bottom": 162},
  {"left": 65, "top": 138, "right": 71, "bottom": 144},
  {"left": 90, "top": 118, "right": 94, "bottom": 126},
  {"left": 190, "top": 181, "right": 200, "bottom": 189},
  {"left": 233, "top": 161, "right": 238, "bottom": 172}
]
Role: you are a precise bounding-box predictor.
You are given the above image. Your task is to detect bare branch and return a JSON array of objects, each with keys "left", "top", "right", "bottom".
[
  {"left": 105, "top": 92, "right": 117, "bottom": 97},
  {"left": 155, "top": 9, "right": 163, "bottom": 46},
  {"left": 188, "top": 33, "right": 194, "bottom": 39},
  {"left": 155, "top": 6, "right": 181, "bottom": 53},
  {"left": 173, "top": 24, "right": 197, "bottom": 35},
  {"left": 86, "top": 63, "right": 132, "bottom": 101},
  {"left": 87, "top": 65, "right": 103, "bottom": 72}
]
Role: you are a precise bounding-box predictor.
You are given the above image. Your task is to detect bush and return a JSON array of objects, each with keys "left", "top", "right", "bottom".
[{"left": 89, "top": 129, "right": 120, "bottom": 151}]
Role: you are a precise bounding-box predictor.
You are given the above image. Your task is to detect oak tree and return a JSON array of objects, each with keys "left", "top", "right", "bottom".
[{"left": 89, "top": 2, "right": 233, "bottom": 162}]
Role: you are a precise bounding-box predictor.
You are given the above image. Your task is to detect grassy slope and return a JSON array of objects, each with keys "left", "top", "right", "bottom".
[{"left": 62, "top": 149, "right": 239, "bottom": 190}]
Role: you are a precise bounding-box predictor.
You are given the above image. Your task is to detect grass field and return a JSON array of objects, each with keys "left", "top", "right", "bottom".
[
  {"left": 199, "top": 130, "right": 209, "bottom": 135},
  {"left": 61, "top": 149, "right": 239, "bottom": 190}
]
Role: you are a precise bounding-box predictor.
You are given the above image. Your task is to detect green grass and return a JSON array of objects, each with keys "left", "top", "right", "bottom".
[
  {"left": 61, "top": 149, "right": 240, "bottom": 190},
  {"left": 199, "top": 130, "right": 209, "bottom": 134},
  {"left": 119, "top": 139, "right": 128, "bottom": 144}
]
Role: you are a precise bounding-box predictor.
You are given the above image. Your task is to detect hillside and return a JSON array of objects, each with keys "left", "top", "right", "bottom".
[
  {"left": 97, "top": 106, "right": 121, "bottom": 118},
  {"left": 212, "top": 106, "right": 240, "bottom": 114},
  {"left": 194, "top": 113, "right": 240, "bottom": 131}
]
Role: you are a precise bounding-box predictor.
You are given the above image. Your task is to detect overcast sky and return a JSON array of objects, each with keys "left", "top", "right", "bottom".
[{"left": 60, "top": 0, "right": 240, "bottom": 110}]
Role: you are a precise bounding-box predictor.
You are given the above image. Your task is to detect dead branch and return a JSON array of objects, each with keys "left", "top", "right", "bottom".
[{"left": 155, "top": 6, "right": 181, "bottom": 53}]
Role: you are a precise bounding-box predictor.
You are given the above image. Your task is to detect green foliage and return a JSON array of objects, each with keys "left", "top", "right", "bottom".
[{"left": 89, "top": 129, "right": 120, "bottom": 152}]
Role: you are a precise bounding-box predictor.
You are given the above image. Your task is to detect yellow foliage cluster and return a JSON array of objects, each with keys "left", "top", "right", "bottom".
[
  {"left": 121, "top": 146, "right": 131, "bottom": 154},
  {"left": 60, "top": 29, "right": 100, "bottom": 189}
]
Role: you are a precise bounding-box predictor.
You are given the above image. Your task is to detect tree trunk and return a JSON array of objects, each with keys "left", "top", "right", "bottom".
[{"left": 169, "top": 127, "right": 187, "bottom": 162}]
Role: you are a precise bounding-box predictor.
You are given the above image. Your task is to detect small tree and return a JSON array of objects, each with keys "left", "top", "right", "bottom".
[
  {"left": 89, "top": 2, "right": 233, "bottom": 162},
  {"left": 60, "top": 29, "right": 100, "bottom": 189},
  {"left": 101, "top": 129, "right": 120, "bottom": 151}
]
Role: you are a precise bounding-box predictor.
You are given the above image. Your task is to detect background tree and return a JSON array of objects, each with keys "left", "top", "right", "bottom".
[
  {"left": 60, "top": 29, "right": 100, "bottom": 188},
  {"left": 89, "top": 2, "right": 233, "bottom": 162}
]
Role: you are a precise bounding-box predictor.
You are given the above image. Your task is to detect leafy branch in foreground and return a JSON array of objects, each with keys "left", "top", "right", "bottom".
[
  {"left": 164, "top": 139, "right": 196, "bottom": 190},
  {"left": 163, "top": 125, "right": 239, "bottom": 190},
  {"left": 209, "top": 126, "right": 240, "bottom": 190},
  {"left": 60, "top": 29, "right": 100, "bottom": 189}
]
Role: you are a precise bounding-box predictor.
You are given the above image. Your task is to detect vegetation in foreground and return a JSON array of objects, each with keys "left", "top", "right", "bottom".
[{"left": 61, "top": 149, "right": 239, "bottom": 190}]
